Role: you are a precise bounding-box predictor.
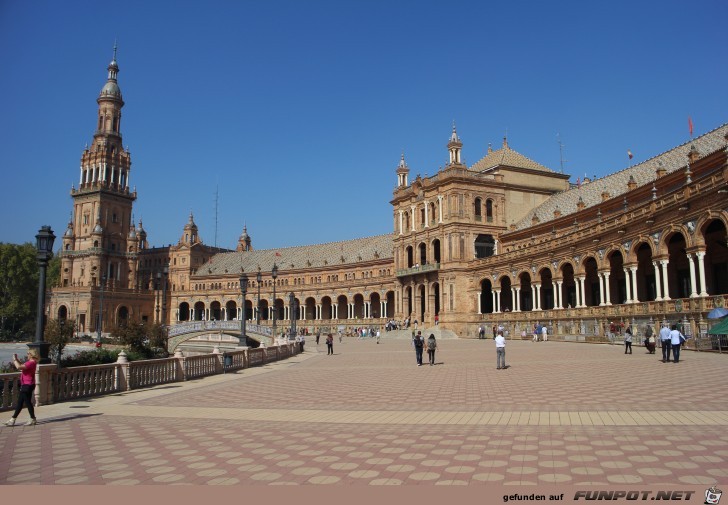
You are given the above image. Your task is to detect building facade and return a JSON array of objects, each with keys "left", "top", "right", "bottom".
[{"left": 48, "top": 54, "right": 728, "bottom": 345}]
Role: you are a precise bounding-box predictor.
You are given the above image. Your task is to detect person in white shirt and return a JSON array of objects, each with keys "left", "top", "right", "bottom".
[
  {"left": 495, "top": 333, "right": 506, "bottom": 370},
  {"left": 541, "top": 325, "right": 548, "bottom": 342},
  {"left": 659, "top": 324, "right": 672, "bottom": 362},
  {"left": 669, "top": 325, "right": 685, "bottom": 363}
]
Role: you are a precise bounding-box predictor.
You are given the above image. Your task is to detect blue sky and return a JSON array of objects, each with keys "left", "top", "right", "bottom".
[{"left": 1, "top": 0, "right": 726, "bottom": 251}]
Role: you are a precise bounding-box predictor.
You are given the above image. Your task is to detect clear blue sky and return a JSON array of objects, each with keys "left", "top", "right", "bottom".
[{"left": 1, "top": 0, "right": 726, "bottom": 251}]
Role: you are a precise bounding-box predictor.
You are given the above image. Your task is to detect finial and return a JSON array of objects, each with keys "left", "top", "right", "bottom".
[{"left": 113, "top": 40, "right": 118, "bottom": 62}]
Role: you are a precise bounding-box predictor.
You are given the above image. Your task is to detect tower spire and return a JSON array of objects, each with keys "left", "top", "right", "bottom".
[{"left": 447, "top": 122, "right": 463, "bottom": 165}]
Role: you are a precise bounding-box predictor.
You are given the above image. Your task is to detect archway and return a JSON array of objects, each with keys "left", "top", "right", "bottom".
[
  {"left": 371, "top": 292, "right": 381, "bottom": 318},
  {"left": 480, "top": 279, "right": 493, "bottom": 313},
  {"left": 666, "top": 232, "right": 690, "bottom": 299},
  {"left": 117, "top": 306, "right": 129, "bottom": 326},
  {"left": 475, "top": 234, "right": 495, "bottom": 259},
  {"left": 57, "top": 305, "right": 68, "bottom": 321},
  {"left": 704, "top": 219, "right": 728, "bottom": 294},
  {"left": 193, "top": 301, "right": 205, "bottom": 321},
  {"left": 226, "top": 301, "right": 237, "bottom": 320},
  {"left": 178, "top": 302, "right": 190, "bottom": 321},
  {"left": 321, "top": 296, "right": 333, "bottom": 320},
  {"left": 583, "top": 257, "right": 600, "bottom": 306}
]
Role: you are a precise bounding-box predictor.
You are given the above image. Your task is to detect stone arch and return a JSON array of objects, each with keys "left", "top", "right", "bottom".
[
  {"left": 305, "top": 297, "right": 316, "bottom": 320},
  {"left": 606, "top": 249, "right": 626, "bottom": 304},
  {"left": 658, "top": 224, "right": 693, "bottom": 256},
  {"left": 431, "top": 238, "right": 441, "bottom": 264},
  {"left": 418, "top": 242, "right": 427, "bottom": 264},
  {"left": 117, "top": 305, "right": 129, "bottom": 326},
  {"left": 582, "top": 256, "right": 600, "bottom": 306},
  {"left": 430, "top": 282, "right": 440, "bottom": 318},
  {"left": 537, "top": 267, "right": 554, "bottom": 310},
  {"left": 178, "top": 302, "right": 190, "bottom": 321},
  {"left": 210, "top": 301, "right": 222, "bottom": 321},
  {"left": 702, "top": 218, "right": 728, "bottom": 295},
  {"left": 474, "top": 234, "right": 495, "bottom": 259},
  {"left": 664, "top": 230, "right": 691, "bottom": 299},
  {"left": 57, "top": 305, "right": 68, "bottom": 321},
  {"left": 695, "top": 210, "right": 728, "bottom": 247},
  {"left": 517, "top": 271, "right": 533, "bottom": 311},
  {"left": 259, "top": 299, "right": 269, "bottom": 320},
  {"left": 406, "top": 245, "right": 414, "bottom": 268},
  {"left": 559, "top": 262, "right": 577, "bottom": 308},
  {"left": 225, "top": 300, "right": 237, "bottom": 320},
  {"left": 385, "top": 291, "right": 395, "bottom": 318},
  {"left": 337, "top": 295, "right": 348, "bottom": 320},
  {"left": 193, "top": 301, "right": 205, "bottom": 321},
  {"left": 353, "top": 294, "right": 364, "bottom": 319},
  {"left": 320, "top": 296, "right": 332, "bottom": 320},
  {"left": 499, "top": 275, "right": 513, "bottom": 312},
  {"left": 480, "top": 278, "right": 493, "bottom": 313},
  {"left": 370, "top": 292, "right": 381, "bottom": 318}
]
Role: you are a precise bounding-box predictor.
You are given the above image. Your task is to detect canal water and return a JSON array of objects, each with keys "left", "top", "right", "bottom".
[{"left": 0, "top": 343, "right": 90, "bottom": 365}]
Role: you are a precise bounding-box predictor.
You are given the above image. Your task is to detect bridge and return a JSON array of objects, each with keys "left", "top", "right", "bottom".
[{"left": 167, "top": 320, "right": 274, "bottom": 351}]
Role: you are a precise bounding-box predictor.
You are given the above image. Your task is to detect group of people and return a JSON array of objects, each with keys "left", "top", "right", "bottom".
[
  {"left": 621, "top": 323, "right": 687, "bottom": 361},
  {"left": 412, "top": 331, "right": 438, "bottom": 366},
  {"left": 531, "top": 323, "right": 548, "bottom": 342}
]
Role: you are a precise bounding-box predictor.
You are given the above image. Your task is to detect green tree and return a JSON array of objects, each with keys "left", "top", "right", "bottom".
[
  {"left": 47, "top": 253, "right": 61, "bottom": 288},
  {"left": 0, "top": 242, "right": 39, "bottom": 340},
  {"left": 45, "top": 318, "right": 76, "bottom": 365}
]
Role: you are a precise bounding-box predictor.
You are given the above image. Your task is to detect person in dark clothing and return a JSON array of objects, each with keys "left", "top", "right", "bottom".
[
  {"left": 325, "top": 333, "right": 334, "bottom": 355},
  {"left": 426, "top": 334, "right": 437, "bottom": 366},
  {"left": 413, "top": 331, "right": 424, "bottom": 366}
]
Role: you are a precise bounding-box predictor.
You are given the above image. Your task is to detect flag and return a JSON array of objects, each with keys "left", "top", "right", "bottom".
[
  {"left": 688, "top": 116, "right": 694, "bottom": 137},
  {"left": 627, "top": 150, "right": 633, "bottom": 160}
]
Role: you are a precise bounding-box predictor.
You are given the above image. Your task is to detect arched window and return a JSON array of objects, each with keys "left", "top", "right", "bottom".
[
  {"left": 474, "top": 234, "right": 495, "bottom": 259},
  {"left": 474, "top": 198, "right": 482, "bottom": 221},
  {"left": 486, "top": 199, "right": 494, "bottom": 222}
]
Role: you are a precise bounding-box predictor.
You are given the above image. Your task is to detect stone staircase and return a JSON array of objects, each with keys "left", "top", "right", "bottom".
[{"left": 381, "top": 327, "right": 459, "bottom": 340}]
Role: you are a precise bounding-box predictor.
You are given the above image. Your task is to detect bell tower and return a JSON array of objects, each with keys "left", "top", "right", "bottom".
[{"left": 62, "top": 46, "right": 138, "bottom": 290}]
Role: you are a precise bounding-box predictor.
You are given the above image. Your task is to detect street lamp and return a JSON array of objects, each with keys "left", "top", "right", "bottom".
[
  {"left": 239, "top": 272, "right": 248, "bottom": 346},
  {"left": 97, "top": 274, "right": 106, "bottom": 347},
  {"left": 30, "top": 226, "right": 55, "bottom": 364},
  {"left": 155, "top": 271, "right": 161, "bottom": 323},
  {"left": 256, "top": 266, "right": 262, "bottom": 325},
  {"left": 271, "top": 263, "right": 278, "bottom": 339},
  {"left": 289, "top": 292, "right": 297, "bottom": 341}
]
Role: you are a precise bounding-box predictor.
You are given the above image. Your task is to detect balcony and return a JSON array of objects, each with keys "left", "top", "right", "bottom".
[{"left": 396, "top": 262, "right": 440, "bottom": 277}]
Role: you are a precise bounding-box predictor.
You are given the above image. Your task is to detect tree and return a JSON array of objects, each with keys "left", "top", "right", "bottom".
[
  {"left": 0, "top": 243, "right": 39, "bottom": 340},
  {"left": 45, "top": 318, "right": 76, "bottom": 365},
  {"left": 111, "top": 321, "right": 169, "bottom": 358}
]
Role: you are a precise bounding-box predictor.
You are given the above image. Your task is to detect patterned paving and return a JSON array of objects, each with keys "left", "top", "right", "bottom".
[{"left": 1, "top": 338, "right": 727, "bottom": 486}]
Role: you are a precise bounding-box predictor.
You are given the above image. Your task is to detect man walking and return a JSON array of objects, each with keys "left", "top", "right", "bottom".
[
  {"left": 495, "top": 332, "right": 506, "bottom": 370},
  {"left": 659, "top": 323, "right": 672, "bottom": 362},
  {"left": 413, "top": 331, "right": 424, "bottom": 366}
]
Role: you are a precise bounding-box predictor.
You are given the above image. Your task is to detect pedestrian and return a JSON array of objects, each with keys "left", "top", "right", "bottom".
[
  {"left": 478, "top": 325, "right": 485, "bottom": 339},
  {"left": 326, "top": 333, "right": 334, "bottom": 355},
  {"left": 541, "top": 324, "right": 548, "bottom": 342},
  {"left": 624, "top": 325, "right": 633, "bottom": 354},
  {"left": 338, "top": 331, "right": 343, "bottom": 344},
  {"left": 434, "top": 314, "right": 439, "bottom": 326},
  {"left": 4, "top": 349, "right": 38, "bottom": 426},
  {"left": 669, "top": 325, "right": 685, "bottom": 363},
  {"left": 495, "top": 331, "right": 506, "bottom": 370},
  {"left": 492, "top": 325, "right": 497, "bottom": 339},
  {"left": 414, "top": 319, "right": 418, "bottom": 330},
  {"left": 376, "top": 329, "right": 380, "bottom": 344},
  {"left": 300, "top": 334, "right": 305, "bottom": 352},
  {"left": 533, "top": 323, "right": 539, "bottom": 342},
  {"left": 659, "top": 323, "right": 672, "bottom": 362},
  {"left": 643, "top": 324, "right": 655, "bottom": 353},
  {"left": 413, "top": 331, "right": 424, "bottom": 366},
  {"left": 316, "top": 332, "right": 320, "bottom": 345},
  {"left": 426, "top": 334, "right": 437, "bottom": 365}
]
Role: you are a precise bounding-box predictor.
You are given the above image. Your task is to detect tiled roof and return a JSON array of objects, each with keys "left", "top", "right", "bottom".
[
  {"left": 197, "top": 234, "right": 394, "bottom": 278},
  {"left": 512, "top": 124, "right": 728, "bottom": 231},
  {"left": 470, "top": 142, "right": 554, "bottom": 173}
]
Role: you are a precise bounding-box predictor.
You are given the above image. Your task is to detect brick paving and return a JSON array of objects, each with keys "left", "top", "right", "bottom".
[{"left": 1, "top": 337, "right": 727, "bottom": 486}]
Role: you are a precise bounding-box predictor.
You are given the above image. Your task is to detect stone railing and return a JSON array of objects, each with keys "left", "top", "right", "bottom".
[
  {"left": 168, "top": 320, "right": 273, "bottom": 337},
  {"left": 0, "top": 343, "right": 299, "bottom": 412},
  {"left": 396, "top": 263, "right": 440, "bottom": 277}
]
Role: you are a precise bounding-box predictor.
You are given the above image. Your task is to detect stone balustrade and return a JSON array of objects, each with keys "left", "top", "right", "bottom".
[{"left": 0, "top": 343, "right": 299, "bottom": 412}]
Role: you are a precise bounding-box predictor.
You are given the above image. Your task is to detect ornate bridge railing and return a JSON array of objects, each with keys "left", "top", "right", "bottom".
[
  {"left": 168, "top": 320, "right": 272, "bottom": 337},
  {"left": 0, "top": 343, "right": 300, "bottom": 412}
]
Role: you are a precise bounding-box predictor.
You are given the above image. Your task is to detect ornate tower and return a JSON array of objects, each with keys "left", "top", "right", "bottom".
[
  {"left": 62, "top": 46, "right": 138, "bottom": 290},
  {"left": 396, "top": 153, "right": 409, "bottom": 188},
  {"left": 447, "top": 123, "right": 463, "bottom": 166}
]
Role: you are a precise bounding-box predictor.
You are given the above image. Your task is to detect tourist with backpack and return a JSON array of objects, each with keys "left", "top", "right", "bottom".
[
  {"left": 413, "top": 331, "right": 424, "bottom": 366},
  {"left": 426, "top": 334, "right": 437, "bottom": 365}
]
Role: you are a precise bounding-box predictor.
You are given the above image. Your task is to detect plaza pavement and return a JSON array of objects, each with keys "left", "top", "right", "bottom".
[{"left": 1, "top": 336, "right": 727, "bottom": 486}]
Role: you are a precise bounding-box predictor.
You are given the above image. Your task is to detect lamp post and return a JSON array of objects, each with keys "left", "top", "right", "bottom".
[
  {"left": 256, "top": 266, "right": 262, "bottom": 325},
  {"left": 289, "top": 292, "right": 297, "bottom": 342},
  {"left": 271, "top": 263, "right": 278, "bottom": 339},
  {"left": 239, "top": 273, "right": 248, "bottom": 346},
  {"left": 97, "top": 274, "right": 106, "bottom": 347},
  {"left": 30, "top": 225, "right": 55, "bottom": 364},
  {"left": 155, "top": 271, "right": 161, "bottom": 323},
  {"left": 161, "top": 264, "right": 168, "bottom": 325}
]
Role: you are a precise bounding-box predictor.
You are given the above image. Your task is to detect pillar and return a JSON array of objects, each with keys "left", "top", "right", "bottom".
[
  {"left": 623, "top": 268, "right": 632, "bottom": 304},
  {"left": 653, "top": 261, "right": 663, "bottom": 301},
  {"left": 660, "top": 259, "right": 671, "bottom": 300},
  {"left": 687, "top": 254, "right": 698, "bottom": 298},
  {"left": 603, "top": 272, "right": 611, "bottom": 305},
  {"left": 696, "top": 251, "right": 708, "bottom": 296}
]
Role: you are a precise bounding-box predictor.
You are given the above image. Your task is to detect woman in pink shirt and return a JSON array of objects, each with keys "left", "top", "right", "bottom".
[{"left": 4, "top": 349, "right": 38, "bottom": 426}]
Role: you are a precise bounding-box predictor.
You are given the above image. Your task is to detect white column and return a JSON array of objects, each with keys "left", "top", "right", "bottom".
[
  {"left": 579, "top": 277, "right": 587, "bottom": 307},
  {"left": 79, "top": 166, "right": 84, "bottom": 185},
  {"left": 687, "top": 254, "right": 698, "bottom": 298},
  {"left": 424, "top": 202, "right": 429, "bottom": 228},
  {"left": 630, "top": 266, "right": 639, "bottom": 303},
  {"left": 598, "top": 273, "right": 605, "bottom": 306},
  {"left": 554, "top": 281, "right": 562, "bottom": 308},
  {"left": 653, "top": 261, "right": 663, "bottom": 301},
  {"left": 316, "top": 304, "right": 321, "bottom": 320},
  {"left": 332, "top": 304, "right": 338, "bottom": 319},
  {"left": 534, "top": 284, "right": 541, "bottom": 310},
  {"left": 437, "top": 195, "right": 443, "bottom": 223},
  {"left": 603, "top": 272, "right": 611, "bottom": 305},
  {"left": 696, "top": 251, "right": 708, "bottom": 296},
  {"left": 623, "top": 268, "right": 632, "bottom": 303},
  {"left": 399, "top": 210, "right": 404, "bottom": 235},
  {"left": 515, "top": 287, "right": 521, "bottom": 312},
  {"left": 477, "top": 292, "right": 482, "bottom": 314},
  {"left": 494, "top": 239, "right": 499, "bottom": 255},
  {"left": 382, "top": 300, "right": 387, "bottom": 318},
  {"left": 494, "top": 289, "right": 501, "bottom": 313},
  {"left": 410, "top": 206, "right": 416, "bottom": 231},
  {"left": 491, "top": 291, "right": 496, "bottom": 313},
  {"left": 660, "top": 260, "right": 671, "bottom": 300}
]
